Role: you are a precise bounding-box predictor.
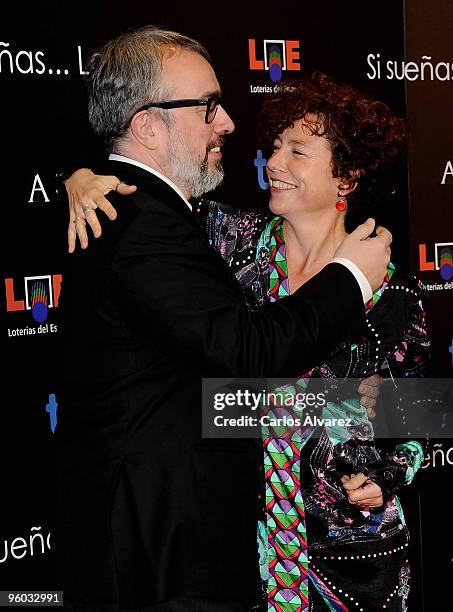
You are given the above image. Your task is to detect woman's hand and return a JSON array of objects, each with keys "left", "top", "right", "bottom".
[
  {"left": 357, "top": 374, "right": 381, "bottom": 419},
  {"left": 66, "top": 168, "right": 137, "bottom": 252},
  {"left": 341, "top": 472, "right": 384, "bottom": 510}
]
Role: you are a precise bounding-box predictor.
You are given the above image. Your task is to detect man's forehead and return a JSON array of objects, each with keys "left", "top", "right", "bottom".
[{"left": 161, "top": 49, "right": 220, "bottom": 97}]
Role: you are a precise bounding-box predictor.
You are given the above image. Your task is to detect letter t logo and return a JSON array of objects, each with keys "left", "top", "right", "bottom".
[
  {"left": 45, "top": 393, "right": 58, "bottom": 433},
  {"left": 254, "top": 150, "right": 269, "bottom": 190}
]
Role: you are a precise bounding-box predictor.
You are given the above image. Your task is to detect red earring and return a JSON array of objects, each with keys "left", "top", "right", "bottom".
[{"left": 335, "top": 197, "right": 347, "bottom": 212}]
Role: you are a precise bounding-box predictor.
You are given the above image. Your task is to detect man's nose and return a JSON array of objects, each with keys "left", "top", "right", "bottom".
[{"left": 214, "top": 105, "right": 235, "bottom": 134}]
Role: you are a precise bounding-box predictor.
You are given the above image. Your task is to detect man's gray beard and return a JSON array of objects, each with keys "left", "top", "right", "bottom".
[{"left": 167, "top": 130, "right": 224, "bottom": 199}]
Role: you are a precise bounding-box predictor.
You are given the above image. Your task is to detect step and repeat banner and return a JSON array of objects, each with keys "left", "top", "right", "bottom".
[
  {"left": 405, "top": 0, "right": 453, "bottom": 606},
  {"left": 1, "top": 1, "right": 451, "bottom": 608}
]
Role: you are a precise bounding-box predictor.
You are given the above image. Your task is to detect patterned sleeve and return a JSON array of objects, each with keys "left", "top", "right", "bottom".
[
  {"left": 195, "top": 200, "right": 271, "bottom": 309},
  {"left": 366, "top": 440, "right": 425, "bottom": 503},
  {"left": 385, "top": 278, "right": 431, "bottom": 378},
  {"left": 374, "top": 277, "right": 430, "bottom": 498},
  {"left": 194, "top": 199, "right": 269, "bottom": 263}
]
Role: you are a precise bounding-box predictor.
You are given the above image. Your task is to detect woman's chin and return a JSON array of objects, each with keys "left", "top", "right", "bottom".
[{"left": 268, "top": 198, "right": 285, "bottom": 216}]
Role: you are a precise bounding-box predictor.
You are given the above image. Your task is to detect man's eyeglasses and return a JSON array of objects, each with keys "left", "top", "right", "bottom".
[{"left": 135, "top": 94, "right": 222, "bottom": 124}]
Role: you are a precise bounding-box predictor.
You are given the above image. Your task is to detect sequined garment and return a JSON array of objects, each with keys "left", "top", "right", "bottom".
[{"left": 196, "top": 201, "right": 428, "bottom": 612}]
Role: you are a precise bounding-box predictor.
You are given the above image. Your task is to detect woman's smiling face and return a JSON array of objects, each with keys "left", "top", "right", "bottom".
[{"left": 266, "top": 116, "right": 341, "bottom": 219}]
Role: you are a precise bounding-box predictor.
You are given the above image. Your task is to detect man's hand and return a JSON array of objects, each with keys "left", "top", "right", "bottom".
[
  {"left": 66, "top": 168, "right": 136, "bottom": 252},
  {"left": 334, "top": 218, "right": 392, "bottom": 292},
  {"left": 358, "top": 374, "right": 381, "bottom": 419},
  {"left": 341, "top": 472, "right": 384, "bottom": 510}
]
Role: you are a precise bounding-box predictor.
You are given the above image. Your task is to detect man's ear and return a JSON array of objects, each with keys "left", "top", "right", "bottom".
[{"left": 130, "top": 110, "right": 158, "bottom": 150}]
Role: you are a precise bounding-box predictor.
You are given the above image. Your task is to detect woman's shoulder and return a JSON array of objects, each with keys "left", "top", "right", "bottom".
[
  {"left": 385, "top": 266, "right": 425, "bottom": 293},
  {"left": 194, "top": 199, "right": 271, "bottom": 253},
  {"left": 367, "top": 264, "right": 425, "bottom": 311},
  {"left": 195, "top": 198, "right": 271, "bottom": 224}
]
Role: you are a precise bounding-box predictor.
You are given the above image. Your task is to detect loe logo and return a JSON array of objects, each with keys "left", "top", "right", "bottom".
[
  {"left": 5, "top": 274, "right": 62, "bottom": 322},
  {"left": 419, "top": 243, "right": 453, "bottom": 281},
  {"left": 248, "top": 39, "right": 301, "bottom": 82}
]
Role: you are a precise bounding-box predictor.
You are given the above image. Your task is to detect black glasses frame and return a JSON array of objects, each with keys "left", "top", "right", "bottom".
[{"left": 135, "top": 94, "right": 222, "bottom": 124}]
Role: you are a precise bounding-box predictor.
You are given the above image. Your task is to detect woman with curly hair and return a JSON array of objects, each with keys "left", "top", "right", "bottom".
[{"left": 64, "top": 73, "right": 427, "bottom": 611}]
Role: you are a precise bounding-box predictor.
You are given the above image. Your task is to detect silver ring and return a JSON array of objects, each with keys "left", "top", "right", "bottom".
[
  {"left": 82, "top": 204, "right": 93, "bottom": 213},
  {"left": 115, "top": 181, "right": 123, "bottom": 191}
]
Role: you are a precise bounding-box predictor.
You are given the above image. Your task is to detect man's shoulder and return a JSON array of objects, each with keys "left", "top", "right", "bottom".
[
  {"left": 110, "top": 186, "right": 174, "bottom": 216},
  {"left": 108, "top": 189, "right": 198, "bottom": 246},
  {"left": 103, "top": 160, "right": 195, "bottom": 222}
]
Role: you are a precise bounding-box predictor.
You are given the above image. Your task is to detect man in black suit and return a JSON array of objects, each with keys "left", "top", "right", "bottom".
[{"left": 57, "top": 26, "right": 391, "bottom": 611}]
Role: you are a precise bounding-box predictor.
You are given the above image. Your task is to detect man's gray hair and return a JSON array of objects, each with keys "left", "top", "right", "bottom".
[{"left": 86, "top": 26, "right": 210, "bottom": 151}]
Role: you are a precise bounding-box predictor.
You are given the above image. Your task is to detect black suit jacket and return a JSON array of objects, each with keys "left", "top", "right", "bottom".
[{"left": 56, "top": 160, "right": 364, "bottom": 609}]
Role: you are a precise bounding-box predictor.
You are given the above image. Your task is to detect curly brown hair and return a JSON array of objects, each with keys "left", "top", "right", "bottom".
[{"left": 260, "top": 73, "right": 407, "bottom": 227}]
